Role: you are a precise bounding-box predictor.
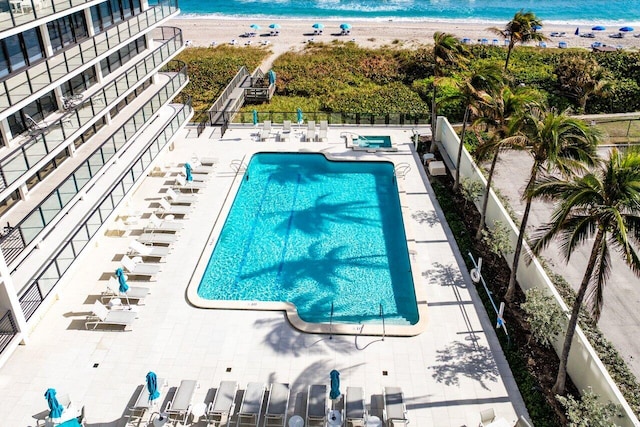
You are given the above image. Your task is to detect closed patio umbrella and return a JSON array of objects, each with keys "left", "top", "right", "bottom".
[
  {"left": 252, "top": 109, "right": 258, "bottom": 126},
  {"left": 45, "top": 388, "right": 64, "bottom": 419},
  {"left": 115, "top": 268, "right": 128, "bottom": 293},
  {"left": 185, "top": 163, "right": 193, "bottom": 182},
  {"left": 296, "top": 108, "right": 303, "bottom": 125},
  {"left": 268, "top": 70, "right": 276, "bottom": 85},
  {"left": 329, "top": 370, "right": 340, "bottom": 399},
  {"left": 146, "top": 371, "right": 161, "bottom": 402}
]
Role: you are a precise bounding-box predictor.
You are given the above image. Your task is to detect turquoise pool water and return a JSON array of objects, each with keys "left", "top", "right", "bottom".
[
  {"left": 355, "top": 135, "right": 392, "bottom": 148},
  {"left": 197, "top": 153, "right": 418, "bottom": 325}
]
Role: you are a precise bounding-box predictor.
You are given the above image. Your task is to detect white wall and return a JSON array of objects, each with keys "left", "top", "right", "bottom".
[{"left": 437, "top": 116, "right": 640, "bottom": 427}]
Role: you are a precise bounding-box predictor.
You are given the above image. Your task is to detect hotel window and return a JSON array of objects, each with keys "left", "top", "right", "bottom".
[
  {"left": 0, "top": 29, "right": 45, "bottom": 77},
  {"left": 0, "top": 189, "right": 21, "bottom": 216},
  {"left": 47, "top": 12, "right": 88, "bottom": 52},
  {"left": 60, "top": 67, "right": 97, "bottom": 98},
  {"left": 99, "top": 36, "right": 145, "bottom": 77},
  {"left": 91, "top": 0, "right": 141, "bottom": 33},
  {"left": 7, "top": 92, "right": 57, "bottom": 136}
]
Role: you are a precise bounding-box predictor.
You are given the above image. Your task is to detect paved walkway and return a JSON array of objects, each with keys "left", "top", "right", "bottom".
[{"left": 1, "top": 126, "right": 526, "bottom": 426}]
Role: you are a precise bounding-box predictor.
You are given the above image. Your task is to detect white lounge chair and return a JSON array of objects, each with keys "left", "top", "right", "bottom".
[
  {"left": 121, "top": 255, "right": 161, "bottom": 278},
  {"left": 316, "top": 120, "right": 328, "bottom": 142},
  {"left": 173, "top": 175, "right": 207, "bottom": 192},
  {"left": 137, "top": 232, "right": 176, "bottom": 246},
  {"left": 85, "top": 301, "right": 137, "bottom": 330},
  {"left": 102, "top": 277, "right": 150, "bottom": 305},
  {"left": 191, "top": 155, "right": 218, "bottom": 166},
  {"left": 305, "top": 120, "right": 316, "bottom": 142},
  {"left": 191, "top": 159, "right": 215, "bottom": 174},
  {"left": 383, "top": 387, "right": 408, "bottom": 427},
  {"left": 129, "top": 240, "right": 170, "bottom": 260},
  {"left": 165, "top": 188, "right": 197, "bottom": 205},
  {"left": 345, "top": 387, "right": 366, "bottom": 427},
  {"left": 260, "top": 120, "right": 272, "bottom": 141},
  {"left": 166, "top": 380, "right": 199, "bottom": 425},
  {"left": 155, "top": 198, "right": 191, "bottom": 218},
  {"left": 306, "top": 385, "right": 328, "bottom": 427},
  {"left": 479, "top": 408, "right": 495, "bottom": 426},
  {"left": 143, "top": 213, "right": 183, "bottom": 234},
  {"left": 207, "top": 380, "right": 238, "bottom": 427},
  {"left": 264, "top": 383, "right": 289, "bottom": 427},
  {"left": 129, "top": 377, "right": 167, "bottom": 420},
  {"left": 280, "top": 120, "right": 291, "bottom": 142},
  {"left": 236, "top": 382, "right": 265, "bottom": 427}
]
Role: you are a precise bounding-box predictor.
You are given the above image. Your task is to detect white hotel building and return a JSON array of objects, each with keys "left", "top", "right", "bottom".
[{"left": 0, "top": 0, "right": 190, "bottom": 364}]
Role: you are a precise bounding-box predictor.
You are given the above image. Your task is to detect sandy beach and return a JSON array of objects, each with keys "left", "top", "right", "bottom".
[{"left": 169, "top": 17, "right": 640, "bottom": 55}]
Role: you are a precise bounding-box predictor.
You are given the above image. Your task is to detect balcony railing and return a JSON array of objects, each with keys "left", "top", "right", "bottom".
[
  {"left": 1, "top": 0, "right": 97, "bottom": 32},
  {"left": 2, "top": 60, "right": 188, "bottom": 266},
  {"left": 0, "top": 0, "right": 179, "bottom": 110},
  {"left": 213, "top": 110, "right": 431, "bottom": 126},
  {"left": 18, "top": 95, "right": 192, "bottom": 321},
  {"left": 0, "top": 26, "right": 183, "bottom": 194},
  {"left": 0, "top": 310, "right": 18, "bottom": 355}
]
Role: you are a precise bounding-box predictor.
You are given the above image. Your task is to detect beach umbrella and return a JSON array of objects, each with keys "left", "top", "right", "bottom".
[
  {"left": 296, "top": 108, "right": 304, "bottom": 124},
  {"left": 619, "top": 26, "right": 634, "bottom": 32},
  {"left": 252, "top": 109, "right": 258, "bottom": 126},
  {"left": 250, "top": 24, "right": 260, "bottom": 31},
  {"left": 532, "top": 24, "right": 542, "bottom": 31},
  {"left": 592, "top": 25, "right": 606, "bottom": 31},
  {"left": 115, "top": 268, "right": 128, "bottom": 293},
  {"left": 146, "top": 372, "right": 161, "bottom": 402},
  {"left": 45, "top": 388, "right": 64, "bottom": 419},
  {"left": 185, "top": 163, "right": 193, "bottom": 182},
  {"left": 269, "top": 23, "right": 281, "bottom": 29},
  {"left": 329, "top": 370, "right": 341, "bottom": 399},
  {"left": 312, "top": 23, "right": 324, "bottom": 30},
  {"left": 267, "top": 69, "right": 276, "bottom": 85},
  {"left": 340, "top": 23, "right": 352, "bottom": 30},
  {"left": 575, "top": 27, "right": 580, "bottom": 35}
]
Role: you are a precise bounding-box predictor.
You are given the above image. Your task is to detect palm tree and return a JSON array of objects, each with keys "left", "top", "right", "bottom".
[
  {"left": 442, "top": 64, "right": 505, "bottom": 191},
  {"left": 529, "top": 148, "right": 640, "bottom": 394},
  {"left": 488, "top": 10, "right": 547, "bottom": 71},
  {"left": 555, "top": 54, "right": 612, "bottom": 113},
  {"left": 430, "top": 32, "right": 467, "bottom": 152},
  {"left": 473, "top": 86, "right": 538, "bottom": 240},
  {"left": 504, "top": 104, "right": 601, "bottom": 301}
]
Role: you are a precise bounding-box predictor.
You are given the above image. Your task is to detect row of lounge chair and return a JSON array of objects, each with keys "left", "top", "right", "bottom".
[
  {"left": 260, "top": 120, "right": 328, "bottom": 142},
  {"left": 85, "top": 157, "right": 216, "bottom": 330},
  {"left": 128, "top": 378, "right": 408, "bottom": 427}
]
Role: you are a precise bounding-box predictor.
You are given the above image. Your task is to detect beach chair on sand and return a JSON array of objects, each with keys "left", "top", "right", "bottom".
[
  {"left": 85, "top": 301, "right": 137, "bottom": 330},
  {"left": 207, "top": 381, "right": 238, "bottom": 427},
  {"left": 306, "top": 385, "right": 328, "bottom": 427},
  {"left": 121, "top": 255, "right": 161, "bottom": 278},
  {"left": 345, "top": 387, "right": 366, "bottom": 427},
  {"left": 129, "top": 377, "right": 167, "bottom": 420},
  {"left": 260, "top": 120, "right": 272, "bottom": 141},
  {"left": 166, "top": 380, "right": 199, "bottom": 424},
  {"left": 305, "top": 121, "right": 316, "bottom": 142},
  {"left": 316, "top": 120, "right": 328, "bottom": 142},
  {"left": 236, "top": 382, "right": 266, "bottom": 426},
  {"left": 101, "top": 276, "right": 149, "bottom": 305},
  {"left": 383, "top": 387, "right": 409, "bottom": 427},
  {"left": 129, "top": 240, "right": 170, "bottom": 260},
  {"left": 264, "top": 383, "right": 289, "bottom": 427}
]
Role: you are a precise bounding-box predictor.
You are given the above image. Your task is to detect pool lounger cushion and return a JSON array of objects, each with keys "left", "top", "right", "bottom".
[
  {"left": 121, "top": 255, "right": 161, "bottom": 277},
  {"left": 264, "top": 383, "right": 290, "bottom": 427},
  {"left": 345, "top": 386, "right": 366, "bottom": 425},
  {"left": 306, "top": 384, "right": 327, "bottom": 426},
  {"left": 383, "top": 387, "right": 409, "bottom": 426},
  {"left": 236, "top": 382, "right": 266, "bottom": 426},
  {"left": 207, "top": 380, "right": 238, "bottom": 425},
  {"left": 137, "top": 232, "right": 177, "bottom": 245},
  {"left": 166, "top": 379, "right": 199, "bottom": 424},
  {"left": 130, "top": 377, "right": 167, "bottom": 418}
]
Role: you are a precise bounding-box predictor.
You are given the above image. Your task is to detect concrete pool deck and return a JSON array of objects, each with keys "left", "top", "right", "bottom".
[{"left": 0, "top": 125, "right": 528, "bottom": 426}]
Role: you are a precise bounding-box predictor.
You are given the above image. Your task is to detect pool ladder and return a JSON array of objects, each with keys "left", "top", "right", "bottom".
[
  {"left": 340, "top": 131, "right": 373, "bottom": 148},
  {"left": 230, "top": 159, "right": 247, "bottom": 174},
  {"left": 394, "top": 163, "right": 411, "bottom": 180}
]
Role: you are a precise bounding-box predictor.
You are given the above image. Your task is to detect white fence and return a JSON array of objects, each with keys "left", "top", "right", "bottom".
[{"left": 436, "top": 116, "right": 639, "bottom": 427}]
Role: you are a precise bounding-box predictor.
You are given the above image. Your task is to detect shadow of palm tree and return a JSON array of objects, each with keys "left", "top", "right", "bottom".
[
  {"left": 429, "top": 341, "right": 499, "bottom": 390},
  {"left": 426, "top": 262, "right": 465, "bottom": 288},
  {"left": 411, "top": 209, "right": 440, "bottom": 227}
]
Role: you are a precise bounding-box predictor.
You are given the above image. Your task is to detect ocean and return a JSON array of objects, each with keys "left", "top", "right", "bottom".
[{"left": 177, "top": 0, "right": 640, "bottom": 24}]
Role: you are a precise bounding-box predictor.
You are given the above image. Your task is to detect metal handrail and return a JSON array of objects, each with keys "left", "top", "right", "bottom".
[{"left": 0, "top": 310, "right": 18, "bottom": 355}]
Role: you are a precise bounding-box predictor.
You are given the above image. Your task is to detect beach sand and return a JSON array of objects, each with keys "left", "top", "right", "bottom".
[{"left": 169, "top": 17, "right": 640, "bottom": 55}]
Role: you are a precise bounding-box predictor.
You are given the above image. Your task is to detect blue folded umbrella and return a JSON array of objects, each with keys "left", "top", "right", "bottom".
[
  {"left": 312, "top": 23, "right": 324, "bottom": 29},
  {"left": 340, "top": 23, "right": 352, "bottom": 30},
  {"left": 115, "top": 268, "right": 128, "bottom": 293},
  {"left": 296, "top": 108, "right": 303, "bottom": 124},
  {"left": 268, "top": 70, "right": 276, "bottom": 85},
  {"left": 329, "top": 370, "right": 340, "bottom": 399},
  {"left": 185, "top": 163, "right": 193, "bottom": 182},
  {"left": 252, "top": 110, "right": 258, "bottom": 126},
  {"left": 45, "top": 388, "right": 64, "bottom": 419},
  {"left": 146, "top": 371, "right": 160, "bottom": 401}
]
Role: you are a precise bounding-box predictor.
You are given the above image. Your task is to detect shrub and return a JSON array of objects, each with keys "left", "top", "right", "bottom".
[
  {"left": 557, "top": 388, "right": 620, "bottom": 427},
  {"left": 521, "top": 288, "right": 564, "bottom": 348},
  {"left": 481, "top": 220, "right": 513, "bottom": 257}
]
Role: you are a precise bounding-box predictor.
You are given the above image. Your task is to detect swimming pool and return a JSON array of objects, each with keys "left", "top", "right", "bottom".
[
  {"left": 196, "top": 152, "right": 419, "bottom": 325},
  {"left": 354, "top": 135, "right": 392, "bottom": 148}
]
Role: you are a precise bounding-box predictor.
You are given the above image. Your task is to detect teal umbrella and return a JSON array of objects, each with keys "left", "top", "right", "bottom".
[
  {"left": 146, "top": 371, "right": 160, "bottom": 402},
  {"left": 296, "top": 108, "right": 303, "bottom": 124},
  {"left": 252, "top": 109, "right": 258, "bottom": 126},
  {"left": 329, "top": 370, "right": 340, "bottom": 399},
  {"left": 45, "top": 388, "right": 64, "bottom": 419},
  {"left": 340, "top": 23, "right": 352, "bottom": 30},
  {"left": 115, "top": 268, "right": 128, "bottom": 293},
  {"left": 250, "top": 24, "right": 260, "bottom": 31},
  {"left": 269, "top": 23, "right": 281, "bottom": 29},
  {"left": 312, "top": 23, "right": 324, "bottom": 30},
  {"left": 185, "top": 163, "right": 193, "bottom": 182},
  {"left": 267, "top": 70, "right": 276, "bottom": 85}
]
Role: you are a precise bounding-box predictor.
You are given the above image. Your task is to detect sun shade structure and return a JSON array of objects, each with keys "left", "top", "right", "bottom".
[
  {"left": 312, "top": 23, "right": 324, "bottom": 29},
  {"left": 592, "top": 25, "right": 606, "bottom": 31},
  {"left": 619, "top": 26, "right": 634, "bottom": 32}
]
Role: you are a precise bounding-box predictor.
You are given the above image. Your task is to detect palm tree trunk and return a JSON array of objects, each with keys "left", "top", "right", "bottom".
[
  {"left": 504, "top": 42, "right": 514, "bottom": 71},
  {"left": 553, "top": 228, "right": 605, "bottom": 395},
  {"left": 453, "top": 106, "right": 470, "bottom": 191},
  {"left": 476, "top": 149, "right": 499, "bottom": 240},
  {"left": 506, "top": 168, "right": 538, "bottom": 301},
  {"left": 429, "top": 85, "right": 438, "bottom": 153}
]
